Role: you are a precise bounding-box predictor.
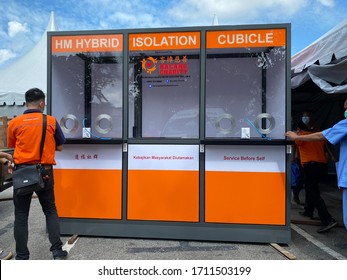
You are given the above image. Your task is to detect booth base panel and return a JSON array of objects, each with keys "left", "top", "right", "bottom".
[{"left": 59, "top": 219, "right": 291, "bottom": 244}]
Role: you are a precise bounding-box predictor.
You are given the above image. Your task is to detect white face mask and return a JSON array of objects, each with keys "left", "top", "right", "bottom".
[
  {"left": 344, "top": 110, "right": 347, "bottom": 119},
  {"left": 302, "top": 116, "right": 310, "bottom": 125}
]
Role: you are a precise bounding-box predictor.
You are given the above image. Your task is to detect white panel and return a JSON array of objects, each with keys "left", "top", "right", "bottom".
[
  {"left": 206, "top": 145, "right": 285, "bottom": 172},
  {"left": 55, "top": 144, "right": 122, "bottom": 169},
  {"left": 128, "top": 144, "right": 199, "bottom": 171}
]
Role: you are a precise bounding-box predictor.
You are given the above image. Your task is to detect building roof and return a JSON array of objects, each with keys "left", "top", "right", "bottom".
[{"left": 291, "top": 18, "right": 347, "bottom": 94}]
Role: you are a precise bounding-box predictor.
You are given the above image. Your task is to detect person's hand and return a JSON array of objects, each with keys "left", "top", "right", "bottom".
[
  {"left": 8, "top": 162, "right": 14, "bottom": 174},
  {"left": 4, "top": 161, "right": 14, "bottom": 174},
  {"left": 285, "top": 131, "right": 298, "bottom": 140}
]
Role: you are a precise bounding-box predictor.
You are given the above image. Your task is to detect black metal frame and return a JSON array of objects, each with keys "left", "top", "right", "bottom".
[{"left": 47, "top": 24, "right": 292, "bottom": 244}]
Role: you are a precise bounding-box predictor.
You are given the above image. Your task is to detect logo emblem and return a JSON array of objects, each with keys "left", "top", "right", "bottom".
[{"left": 141, "top": 56, "right": 157, "bottom": 74}]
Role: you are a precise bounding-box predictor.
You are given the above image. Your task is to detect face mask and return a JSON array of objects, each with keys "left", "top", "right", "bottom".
[
  {"left": 344, "top": 110, "right": 347, "bottom": 119},
  {"left": 302, "top": 116, "right": 310, "bottom": 125}
]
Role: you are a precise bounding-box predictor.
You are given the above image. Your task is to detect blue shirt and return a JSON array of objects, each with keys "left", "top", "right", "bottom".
[{"left": 322, "top": 118, "right": 347, "bottom": 188}]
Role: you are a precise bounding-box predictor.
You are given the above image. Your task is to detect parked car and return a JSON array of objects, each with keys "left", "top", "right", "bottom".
[{"left": 0, "top": 148, "right": 13, "bottom": 192}]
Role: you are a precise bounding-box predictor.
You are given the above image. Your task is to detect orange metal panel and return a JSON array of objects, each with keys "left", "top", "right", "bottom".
[
  {"left": 52, "top": 34, "right": 123, "bottom": 53},
  {"left": 205, "top": 171, "right": 286, "bottom": 225},
  {"left": 54, "top": 169, "right": 122, "bottom": 219},
  {"left": 127, "top": 170, "right": 199, "bottom": 222},
  {"left": 129, "top": 32, "right": 200, "bottom": 51},
  {"left": 206, "top": 29, "right": 286, "bottom": 49}
]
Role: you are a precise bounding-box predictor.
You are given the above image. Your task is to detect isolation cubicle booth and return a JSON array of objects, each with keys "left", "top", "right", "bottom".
[{"left": 47, "top": 23, "right": 291, "bottom": 244}]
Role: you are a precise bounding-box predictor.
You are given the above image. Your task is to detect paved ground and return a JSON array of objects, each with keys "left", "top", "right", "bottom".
[{"left": 1, "top": 175, "right": 346, "bottom": 261}]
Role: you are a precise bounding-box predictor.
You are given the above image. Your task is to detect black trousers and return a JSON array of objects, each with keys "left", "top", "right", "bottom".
[
  {"left": 302, "top": 162, "right": 332, "bottom": 225},
  {"left": 13, "top": 168, "right": 63, "bottom": 260}
]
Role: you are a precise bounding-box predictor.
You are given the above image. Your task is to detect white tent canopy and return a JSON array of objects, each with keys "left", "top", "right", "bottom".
[
  {"left": 0, "top": 12, "right": 57, "bottom": 106},
  {"left": 291, "top": 18, "right": 347, "bottom": 93}
]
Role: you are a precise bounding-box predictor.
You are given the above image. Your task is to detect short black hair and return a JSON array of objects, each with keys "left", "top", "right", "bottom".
[
  {"left": 25, "top": 88, "right": 45, "bottom": 103},
  {"left": 293, "top": 119, "right": 308, "bottom": 131}
]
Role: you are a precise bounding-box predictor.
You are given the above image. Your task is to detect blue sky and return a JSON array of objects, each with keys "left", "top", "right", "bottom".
[{"left": 0, "top": 0, "right": 346, "bottom": 69}]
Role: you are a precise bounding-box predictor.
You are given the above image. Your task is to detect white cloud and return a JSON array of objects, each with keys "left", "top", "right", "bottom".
[
  {"left": 0, "top": 49, "right": 16, "bottom": 64},
  {"left": 167, "top": 0, "right": 310, "bottom": 24},
  {"left": 317, "top": 0, "right": 335, "bottom": 7},
  {"left": 8, "top": 21, "right": 29, "bottom": 38},
  {"left": 75, "top": 1, "right": 166, "bottom": 29},
  {"left": 111, "top": 12, "right": 138, "bottom": 26}
]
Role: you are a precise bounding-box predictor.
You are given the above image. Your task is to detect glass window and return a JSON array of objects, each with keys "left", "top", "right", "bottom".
[
  {"left": 206, "top": 29, "right": 287, "bottom": 139},
  {"left": 51, "top": 34, "right": 123, "bottom": 140},
  {"left": 128, "top": 32, "right": 201, "bottom": 138}
]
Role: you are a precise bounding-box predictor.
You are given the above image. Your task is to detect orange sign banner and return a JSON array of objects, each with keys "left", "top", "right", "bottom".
[
  {"left": 52, "top": 34, "right": 123, "bottom": 53},
  {"left": 129, "top": 32, "right": 200, "bottom": 51},
  {"left": 206, "top": 29, "right": 286, "bottom": 49}
]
